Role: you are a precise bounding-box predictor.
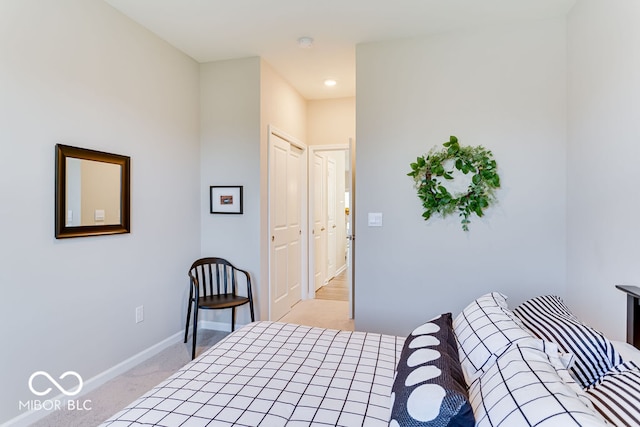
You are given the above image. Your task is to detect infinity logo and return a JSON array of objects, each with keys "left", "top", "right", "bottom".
[{"left": 28, "top": 371, "right": 83, "bottom": 397}]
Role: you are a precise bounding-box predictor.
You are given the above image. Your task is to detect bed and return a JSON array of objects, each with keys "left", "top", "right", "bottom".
[
  {"left": 100, "top": 322, "right": 404, "bottom": 426},
  {"left": 101, "top": 293, "right": 640, "bottom": 426}
]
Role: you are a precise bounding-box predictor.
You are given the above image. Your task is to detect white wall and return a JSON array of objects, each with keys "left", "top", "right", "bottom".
[
  {"left": 355, "top": 20, "right": 568, "bottom": 335},
  {"left": 199, "top": 57, "right": 261, "bottom": 325},
  {"left": 0, "top": 0, "right": 200, "bottom": 423},
  {"left": 566, "top": 0, "right": 640, "bottom": 340}
]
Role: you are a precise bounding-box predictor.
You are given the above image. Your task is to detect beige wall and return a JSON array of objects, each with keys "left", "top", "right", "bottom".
[
  {"left": 307, "top": 97, "right": 355, "bottom": 146},
  {"left": 80, "top": 159, "right": 121, "bottom": 225},
  {"left": 259, "top": 59, "right": 308, "bottom": 321},
  {"left": 307, "top": 98, "right": 355, "bottom": 277}
]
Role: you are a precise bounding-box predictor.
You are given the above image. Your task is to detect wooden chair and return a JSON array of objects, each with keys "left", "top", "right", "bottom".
[{"left": 184, "top": 257, "right": 255, "bottom": 359}]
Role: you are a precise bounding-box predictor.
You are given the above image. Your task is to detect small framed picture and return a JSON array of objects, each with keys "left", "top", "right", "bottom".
[{"left": 210, "top": 186, "right": 243, "bottom": 214}]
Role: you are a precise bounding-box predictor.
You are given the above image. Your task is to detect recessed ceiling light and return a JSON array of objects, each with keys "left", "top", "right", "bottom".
[
  {"left": 297, "top": 36, "right": 314, "bottom": 48},
  {"left": 324, "top": 79, "right": 337, "bottom": 87}
]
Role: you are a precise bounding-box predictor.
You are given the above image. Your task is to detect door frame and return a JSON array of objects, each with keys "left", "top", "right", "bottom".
[
  {"left": 311, "top": 150, "right": 328, "bottom": 292},
  {"left": 267, "top": 125, "right": 308, "bottom": 319},
  {"left": 307, "top": 143, "right": 353, "bottom": 317}
]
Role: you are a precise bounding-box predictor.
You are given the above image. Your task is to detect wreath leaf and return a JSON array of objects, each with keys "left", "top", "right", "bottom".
[{"left": 408, "top": 136, "right": 500, "bottom": 231}]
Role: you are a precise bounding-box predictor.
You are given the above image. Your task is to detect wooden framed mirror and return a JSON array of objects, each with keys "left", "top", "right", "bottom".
[{"left": 55, "top": 144, "right": 130, "bottom": 238}]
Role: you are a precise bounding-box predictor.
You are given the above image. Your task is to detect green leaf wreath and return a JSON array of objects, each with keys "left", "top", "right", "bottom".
[{"left": 408, "top": 136, "right": 500, "bottom": 231}]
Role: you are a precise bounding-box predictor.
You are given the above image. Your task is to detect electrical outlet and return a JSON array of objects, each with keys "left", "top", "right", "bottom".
[{"left": 135, "top": 305, "right": 144, "bottom": 323}]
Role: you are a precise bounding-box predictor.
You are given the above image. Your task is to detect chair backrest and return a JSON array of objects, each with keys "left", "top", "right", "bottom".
[{"left": 188, "top": 257, "right": 241, "bottom": 297}]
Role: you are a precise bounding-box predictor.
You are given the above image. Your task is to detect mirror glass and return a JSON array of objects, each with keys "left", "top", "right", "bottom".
[
  {"left": 66, "top": 158, "right": 122, "bottom": 226},
  {"left": 56, "top": 144, "right": 130, "bottom": 238}
]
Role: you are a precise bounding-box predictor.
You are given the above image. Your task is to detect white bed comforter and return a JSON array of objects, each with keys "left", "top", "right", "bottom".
[{"left": 100, "top": 321, "right": 404, "bottom": 427}]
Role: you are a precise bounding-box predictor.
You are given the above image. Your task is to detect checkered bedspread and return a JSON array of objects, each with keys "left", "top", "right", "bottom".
[{"left": 100, "top": 321, "right": 404, "bottom": 426}]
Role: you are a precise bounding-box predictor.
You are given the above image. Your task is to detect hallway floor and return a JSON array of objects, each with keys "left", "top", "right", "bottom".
[
  {"left": 279, "top": 270, "right": 353, "bottom": 331},
  {"left": 315, "top": 269, "right": 349, "bottom": 301}
]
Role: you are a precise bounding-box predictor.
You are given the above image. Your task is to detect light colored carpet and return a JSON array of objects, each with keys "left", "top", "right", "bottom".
[
  {"left": 31, "top": 329, "right": 228, "bottom": 427},
  {"left": 31, "top": 299, "right": 351, "bottom": 426}
]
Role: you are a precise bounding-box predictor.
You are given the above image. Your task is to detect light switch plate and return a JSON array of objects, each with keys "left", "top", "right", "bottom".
[{"left": 368, "top": 212, "right": 383, "bottom": 227}]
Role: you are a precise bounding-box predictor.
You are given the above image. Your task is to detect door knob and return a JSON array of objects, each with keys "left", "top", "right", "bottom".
[{"left": 321, "top": 227, "right": 325, "bottom": 231}]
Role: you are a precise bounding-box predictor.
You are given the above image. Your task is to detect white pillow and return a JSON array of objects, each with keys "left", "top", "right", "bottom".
[
  {"left": 453, "top": 292, "right": 532, "bottom": 383},
  {"left": 611, "top": 339, "right": 640, "bottom": 366},
  {"left": 469, "top": 338, "right": 607, "bottom": 427}
]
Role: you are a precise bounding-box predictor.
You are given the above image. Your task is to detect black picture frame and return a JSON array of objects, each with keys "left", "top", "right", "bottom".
[{"left": 210, "top": 186, "right": 243, "bottom": 214}]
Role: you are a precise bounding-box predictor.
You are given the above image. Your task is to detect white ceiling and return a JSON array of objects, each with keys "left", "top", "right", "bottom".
[{"left": 105, "top": 0, "right": 576, "bottom": 100}]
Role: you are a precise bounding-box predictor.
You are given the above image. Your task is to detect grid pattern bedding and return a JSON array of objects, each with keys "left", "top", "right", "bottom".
[{"left": 100, "top": 321, "right": 404, "bottom": 427}]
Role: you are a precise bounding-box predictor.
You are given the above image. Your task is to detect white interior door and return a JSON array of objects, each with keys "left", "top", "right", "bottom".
[
  {"left": 308, "top": 145, "right": 351, "bottom": 310},
  {"left": 347, "top": 139, "right": 355, "bottom": 319},
  {"left": 269, "top": 132, "right": 303, "bottom": 320},
  {"left": 287, "top": 145, "right": 303, "bottom": 307},
  {"left": 312, "top": 152, "right": 327, "bottom": 291},
  {"left": 327, "top": 156, "right": 337, "bottom": 280}
]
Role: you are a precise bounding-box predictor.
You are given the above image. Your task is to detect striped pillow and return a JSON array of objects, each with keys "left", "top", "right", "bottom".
[
  {"left": 585, "top": 362, "right": 640, "bottom": 426},
  {"left": 513, "top": 295, "right": 622, "bottom": 388}
]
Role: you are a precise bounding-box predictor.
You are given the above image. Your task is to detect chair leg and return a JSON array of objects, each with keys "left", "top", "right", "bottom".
[
  {"left": 249, "top": 301, "right": 255, "bottom": 322},
  {"left": 231, "top": 307, "right": 236, "bottom": 332},
  {"left": 191, "top": 306, "right": 199, "bottom": 360},
  {"left": 184, "top": 299, "right": 192, "bottom": 343}
]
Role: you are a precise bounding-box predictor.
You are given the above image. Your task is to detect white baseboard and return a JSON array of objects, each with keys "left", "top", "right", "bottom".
[
  {"left": 89, "top": 330, "right": 185, "bottom": 388},
  {"left": 3, "top": 329, "right": 186, "bottom": 427},
  {"left": 3, "top": 320, "right": 239, "bottom": 427},
  {"left": 199, "top": 320, "right": 249, "bottom": 332}
]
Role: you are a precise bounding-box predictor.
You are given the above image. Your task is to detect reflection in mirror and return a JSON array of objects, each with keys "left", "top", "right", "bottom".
[
  {"left": 55, "top": 144, "right": 130, "bottom": 238},
  {"left": 66, "top": 158, "right": 122, "bottom": 226}
]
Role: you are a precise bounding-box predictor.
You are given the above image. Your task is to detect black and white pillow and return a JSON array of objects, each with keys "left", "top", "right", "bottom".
[
  {"left": 469, "top": 337, "right": 607, "bottom": 427},
  {"left": 585, "top": 361, "right": 640, "bottom": 426},
  {"left": 453, "top": 292, "right": 533, "bottom": 382},
  {"left": 389, "top": 313, "right": 475, "bottom": 427},
  {"left": 513, "top": 295, "right": 623, "bottom": 388}
]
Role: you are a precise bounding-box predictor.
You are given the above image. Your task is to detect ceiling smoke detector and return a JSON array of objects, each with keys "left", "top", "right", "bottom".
[{"left": 297, "top": 36, "right": 314, "bottom": 48}]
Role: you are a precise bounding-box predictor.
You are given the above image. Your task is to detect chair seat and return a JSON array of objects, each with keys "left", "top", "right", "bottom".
[{"left": 198, "top": 294, "right": 250, "bottom": 310}]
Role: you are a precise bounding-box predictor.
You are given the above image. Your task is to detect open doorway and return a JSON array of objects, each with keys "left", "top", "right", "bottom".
[
  {"left": 270, "top": 140, "right": 355, "bottom": 330},
  {"left": 308, "top": 144, "right": 353, "bottom": 318}
]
